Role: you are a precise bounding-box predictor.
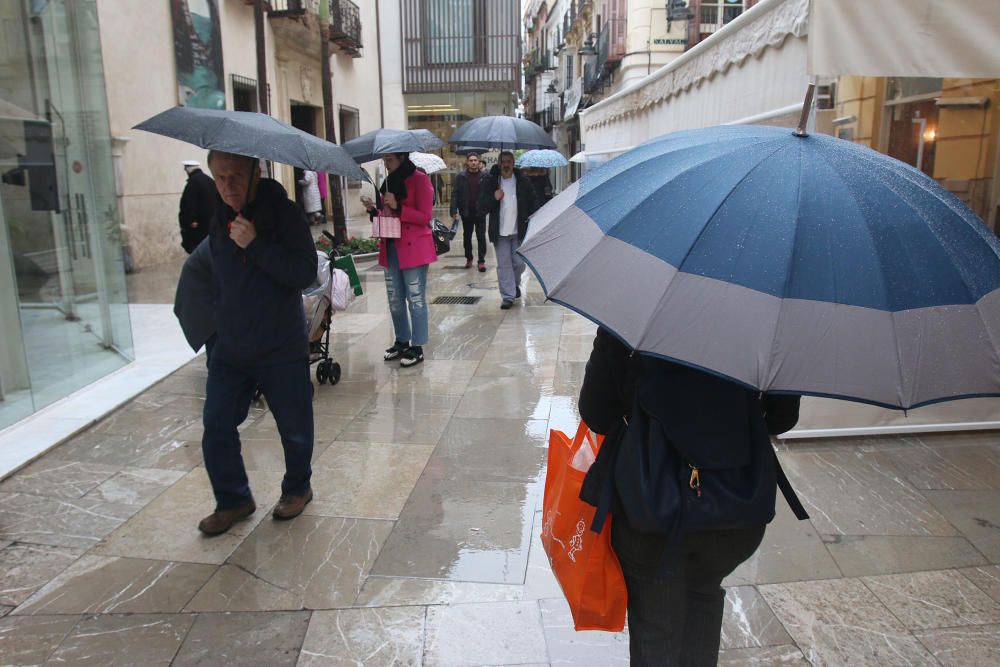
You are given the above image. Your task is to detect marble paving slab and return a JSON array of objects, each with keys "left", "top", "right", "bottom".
[
  {"left": 961, "top": 565, "right": 1000, "bottom": 604},
  {"left": 862, "top": 569, "right": 1000, "bottom": 630},
  {"left": 370, "top": 477, "right": 539, "bottom": 584},
  {"left": 717, "top": 644, "right": 811, "bottom": 665},
  {"left": 185, "top": 516, "right": 393, "bottom": 611},
  {"left": 0, "top": 492, "right": 138, "bottom": 550},
  {"left": 454, "top": 376, "right": 555, "bottom": 421},
  {"left": 0, "top": 459, "right": 119, "bottom": 499},
  {"left": 83, "top": 467, "right": 187, "bottom": 506},
  {"left": 355, "top": 577, "right": 524, "bottom": 607},
  {"left": 779, "top": 450, "right": 959, "bottom": 536},
  {"left": 307, "top": 442, "right": 434, "bottom": 519},
  {"left": 13, "top": 555, "right": 215, "bottom": 615},
  {"left": 172, "top": 611, "right": 310, "bottom": 667},
  {"left": 914, "top": 623, "right": 1000, "bottom": 666},
  {"left": 45, "top": 613, "right": 194, "bottom": 666},
  {"left": 91, "top": 468, "right": 282, "bottom": 565},
  {"left": 538, "top": 597, "right": 630, "bottom": 666},
  {"left": 0, "top": 614, "right": 82, "bottom": 665},
  {"left": 423, "top": 601, "right": 548, "bottom": 667},
  {"left": 428, "top": 417, "right": 548, "bottom": 485},
  {"left": 759, "top": 578, "right": 937, "bottom": 666},
  {"left": 299, "top": 607, "right": 425, "bottom": 667},
  {"left": 922, "top": 489, "right": 1000, "bottom": 562},
  {"left": 0, "top": 543, "right": 83, "bottom": 607},
  {"left": 720, "top": 586, "right": 794, "bottom": 650},
  {"left": 823, "top": 534, "right": 987, "bottom": 577}
]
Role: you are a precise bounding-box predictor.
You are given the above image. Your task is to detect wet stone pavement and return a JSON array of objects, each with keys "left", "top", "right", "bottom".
[{"left": 3, "top": 243, "right": 1000, "bottom": 665}]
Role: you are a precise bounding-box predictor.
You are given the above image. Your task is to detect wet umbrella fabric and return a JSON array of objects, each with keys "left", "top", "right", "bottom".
[
  {"left": 448, "top": 116, "right": 556, "bottom": 150},
  {"left": 517, "top": 149, "right": 568, "bottom": 168},
  {"left": 517, "top": 124, "right": 1000, "bottom": 410},
  {"left": 133, "top": 107, "right": 367, "bottom": 180},
  {"left": 409, "top": 152, "right": 447, "bottom": 174},
  {"left": 342, "top": 128, "right": 444, "bottom": 164}
]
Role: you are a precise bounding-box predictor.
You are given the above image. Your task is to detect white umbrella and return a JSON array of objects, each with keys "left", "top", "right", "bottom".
[{"left": 409, "top": 152, "right": 447, "bottom": 174}]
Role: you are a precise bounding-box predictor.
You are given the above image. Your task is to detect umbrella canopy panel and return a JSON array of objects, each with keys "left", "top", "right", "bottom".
[
  {"left": 516, "top": 149, "right": 568, "bottom": 168},
  {"left": 134, "top": 107, "right": 367, "bottom": 180},
  {"left": 343, "top": 128, "right": 444, "bottom": 164},
  {"left": 518, "top": 125, "right": 1000, "bottom": 409},
  {"left": 448, "top": 115, "right": 556, "bottom": 150}
]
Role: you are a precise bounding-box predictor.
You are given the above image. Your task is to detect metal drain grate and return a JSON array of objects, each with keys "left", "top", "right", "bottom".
[{"left": 433, "top": 296, "right": 482, "bottom": 305}]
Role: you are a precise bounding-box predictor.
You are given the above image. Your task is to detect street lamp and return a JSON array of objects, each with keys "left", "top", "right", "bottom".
[{"left": 578, "top": 34, "right": 596, "bottom": 56}]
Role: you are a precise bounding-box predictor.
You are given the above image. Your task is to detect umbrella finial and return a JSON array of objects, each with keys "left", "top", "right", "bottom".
[{"left": 794, "top": 83, "right": 816, "bottom": 138}]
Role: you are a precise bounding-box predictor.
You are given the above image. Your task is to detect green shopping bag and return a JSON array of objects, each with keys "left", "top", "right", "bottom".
[{"left": 332, "top": 254, "right": 363, "bottom": 297}]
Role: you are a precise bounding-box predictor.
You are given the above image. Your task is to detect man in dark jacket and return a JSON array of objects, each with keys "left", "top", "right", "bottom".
[
  {"left": 198, "top": 150, "right": 318, "bottom": 536},
  {"left": 178, "top": 160, "right": 217, "bottom": 253},
  {"left": 477, "top": 151, "right": 539, "bottom": 309},
  {"left": 450, "top": 152, "right": 488, "bottom": 272}
]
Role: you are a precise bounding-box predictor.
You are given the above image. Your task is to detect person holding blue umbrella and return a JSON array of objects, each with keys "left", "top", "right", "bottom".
[{"left": 518, "top": 87, "right": 1000, "bottom": 663}]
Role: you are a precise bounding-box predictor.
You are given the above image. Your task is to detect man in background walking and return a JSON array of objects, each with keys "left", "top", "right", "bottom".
[
  {"left": 450, "top": 152, "right": 488, "bottom": 272},
  {"left": 479, "top": 151, "right": 538, "bottom": 310},
  {"left": 178, "top": 159, "right": 217, "bottom": 253}
]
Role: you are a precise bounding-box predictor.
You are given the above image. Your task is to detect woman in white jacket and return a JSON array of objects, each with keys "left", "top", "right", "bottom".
[{"left": 298, "top": 170, "right": 323, "bottom": 225}]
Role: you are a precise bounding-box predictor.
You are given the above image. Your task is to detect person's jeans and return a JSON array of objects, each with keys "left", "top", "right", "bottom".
[
  {"left": 495, "top": 234, "right": 525, "bottom": 301},
  {"left": 612, "top": 521, "right": 767, "bottom": 666},
  {"left": 202, "top": 355, "right": 314, "bottom": 510},
  {"left": 461, "top": 214, "right": 487, "bottom": 262},
  {"left": 384, "top": 241, "right": 429, "bottom": 346}
]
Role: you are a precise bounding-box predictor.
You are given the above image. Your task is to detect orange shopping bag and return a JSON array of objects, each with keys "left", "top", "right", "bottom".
[{"left": 541, "top": 422, "right": 627, "bottom": 632}]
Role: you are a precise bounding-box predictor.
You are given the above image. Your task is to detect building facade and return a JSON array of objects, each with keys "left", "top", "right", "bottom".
[
  {"left": 398, "top": 0, "right": 522, "bottom": 204},
  {"left": 523, "top": 0, "right": 757, "bottom": 189},
  {"left": 0, "top": 0, "right": 407, "bottom": 433},
  {"left": 100, "top": 0, "right": 403, "bottom": 269}
]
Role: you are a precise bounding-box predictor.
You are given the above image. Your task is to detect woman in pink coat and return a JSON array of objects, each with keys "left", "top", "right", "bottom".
[{"left": 364, "top": 153, "right": 437, "bottom": 367}]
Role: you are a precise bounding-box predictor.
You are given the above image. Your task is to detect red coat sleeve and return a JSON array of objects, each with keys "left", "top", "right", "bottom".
[{"left": 399, "top": 172, "right": 433, "bottom": 227}]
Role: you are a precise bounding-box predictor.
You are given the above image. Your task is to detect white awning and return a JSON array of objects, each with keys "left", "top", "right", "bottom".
[{"left": 808, "top": 0, "right": 1000, "bottom": 78}]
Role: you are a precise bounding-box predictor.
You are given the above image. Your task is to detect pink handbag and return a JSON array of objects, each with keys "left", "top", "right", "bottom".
[{"left": 372, "top": 214, "right": 401, "bottom": 239}]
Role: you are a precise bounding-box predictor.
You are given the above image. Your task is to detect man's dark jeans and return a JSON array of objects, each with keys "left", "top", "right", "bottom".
[
  {"left": 202, "top": 355, "right": 314, "bottom": 510},
  {"left": 612, "top": 520, "right": 767, "bottom": 666},
  {"left": 461, "top": 214, "right": 487, "bottom": 263}
]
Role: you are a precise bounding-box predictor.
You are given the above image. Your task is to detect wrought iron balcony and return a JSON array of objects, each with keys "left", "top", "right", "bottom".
[
  {"left": 596, "top": 18, "right": 626, "bottom": 71},
  {"left": 329, "top": 0, "right": 362, "bottom": 57}
]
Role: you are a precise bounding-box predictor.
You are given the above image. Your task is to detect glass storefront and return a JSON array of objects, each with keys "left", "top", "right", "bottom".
[
  {"left": 1, "top": 0, "right": 133, "bottom": 430},
  {"left": 405, "top": 91, "right": 517, "bottom": 205}
]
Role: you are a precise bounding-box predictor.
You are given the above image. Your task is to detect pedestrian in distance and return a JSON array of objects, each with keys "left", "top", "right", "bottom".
[
  {"left": 178, "top": 159, "right": 217, "bottom": 254},
  {"left": 450, "top": 152, "right": 488, "bottom": 272},
  {"left": 298, "top": 169, "right": 323, "bottom": 225},
  {"left": 578, "top": 327, "right": 801, "bottom": 665},
  {"left": 478, "top": 150, "right": 539, "bottom": 310},
  {"left": 363, "top": 152, "right": 436, "bottom": 367},
  {"left": 523, "top": 166, "right": 554, "bottom": 206},
  {"left": 198, "top": 150, "right": 318, "bottom": 536}
]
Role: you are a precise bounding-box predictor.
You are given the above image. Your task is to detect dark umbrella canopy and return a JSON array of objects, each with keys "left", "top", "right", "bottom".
[
  {"left": 448, "top": 116, "right": 556, "bottom": 150},
  {"left": 343, "top": 128, "right": 444, "bottom": 164},
  {"left": 133, "top": 107, "right": 367, "bottom": 180}
]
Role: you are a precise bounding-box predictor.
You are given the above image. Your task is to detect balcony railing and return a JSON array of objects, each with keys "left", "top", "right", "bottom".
[
  {"left": 597, "top": 18, "right": 626, "bottom": 71},
  {"left": 330, "top": 0, "right": 362, "bottom": 56},
  {"left": 266, "top": 0, "right": 305, "bottom": 17}
]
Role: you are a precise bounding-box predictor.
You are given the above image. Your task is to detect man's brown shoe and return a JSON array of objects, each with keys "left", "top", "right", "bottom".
[
  {"left": 273, "top": 488, "right": 313, "bottom": 520},
  {"left": 198, "top": 497, "right": 256, "bottom": 536}
]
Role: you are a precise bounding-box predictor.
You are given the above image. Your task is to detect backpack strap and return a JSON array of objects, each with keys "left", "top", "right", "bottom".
[{"left": 774, "top": 452, "right": 810, "bottom": 520}]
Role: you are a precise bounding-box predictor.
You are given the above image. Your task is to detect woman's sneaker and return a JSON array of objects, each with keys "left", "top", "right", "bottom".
[
  {"left": 400, "top": 346, "right": 424, "bottom": 367},
  {"left": 384, "top": 340, "right": 409, "bottom": 361}
]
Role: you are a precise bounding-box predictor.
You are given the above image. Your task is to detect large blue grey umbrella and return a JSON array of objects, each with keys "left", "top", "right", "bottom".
[
  {"left": 518, "top": 124, "right": 1000, "bottom": 410},
  {"left": 448, "top": 115, "right": 556, "bottom": 150},
  {"left": 134, "top": 107, "right": 367, "bottom": 180},
  {"left": 343, "top": 128, "right": 444, "bottom": 164}
]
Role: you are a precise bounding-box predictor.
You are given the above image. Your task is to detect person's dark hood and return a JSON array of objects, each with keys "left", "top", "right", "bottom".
[{"left": 214, "top": 177, "right": 289, "bottom": 234}]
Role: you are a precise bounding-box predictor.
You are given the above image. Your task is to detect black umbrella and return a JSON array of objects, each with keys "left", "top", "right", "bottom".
[
  {"left": 447, "top": 115, "right": 556, "bottom": 150},
  {"left": 133, "top": 107, "right": 367, "bottom": 180},
  {"left": 343, "top": 128, "right": 444, "bottom": 164}
]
